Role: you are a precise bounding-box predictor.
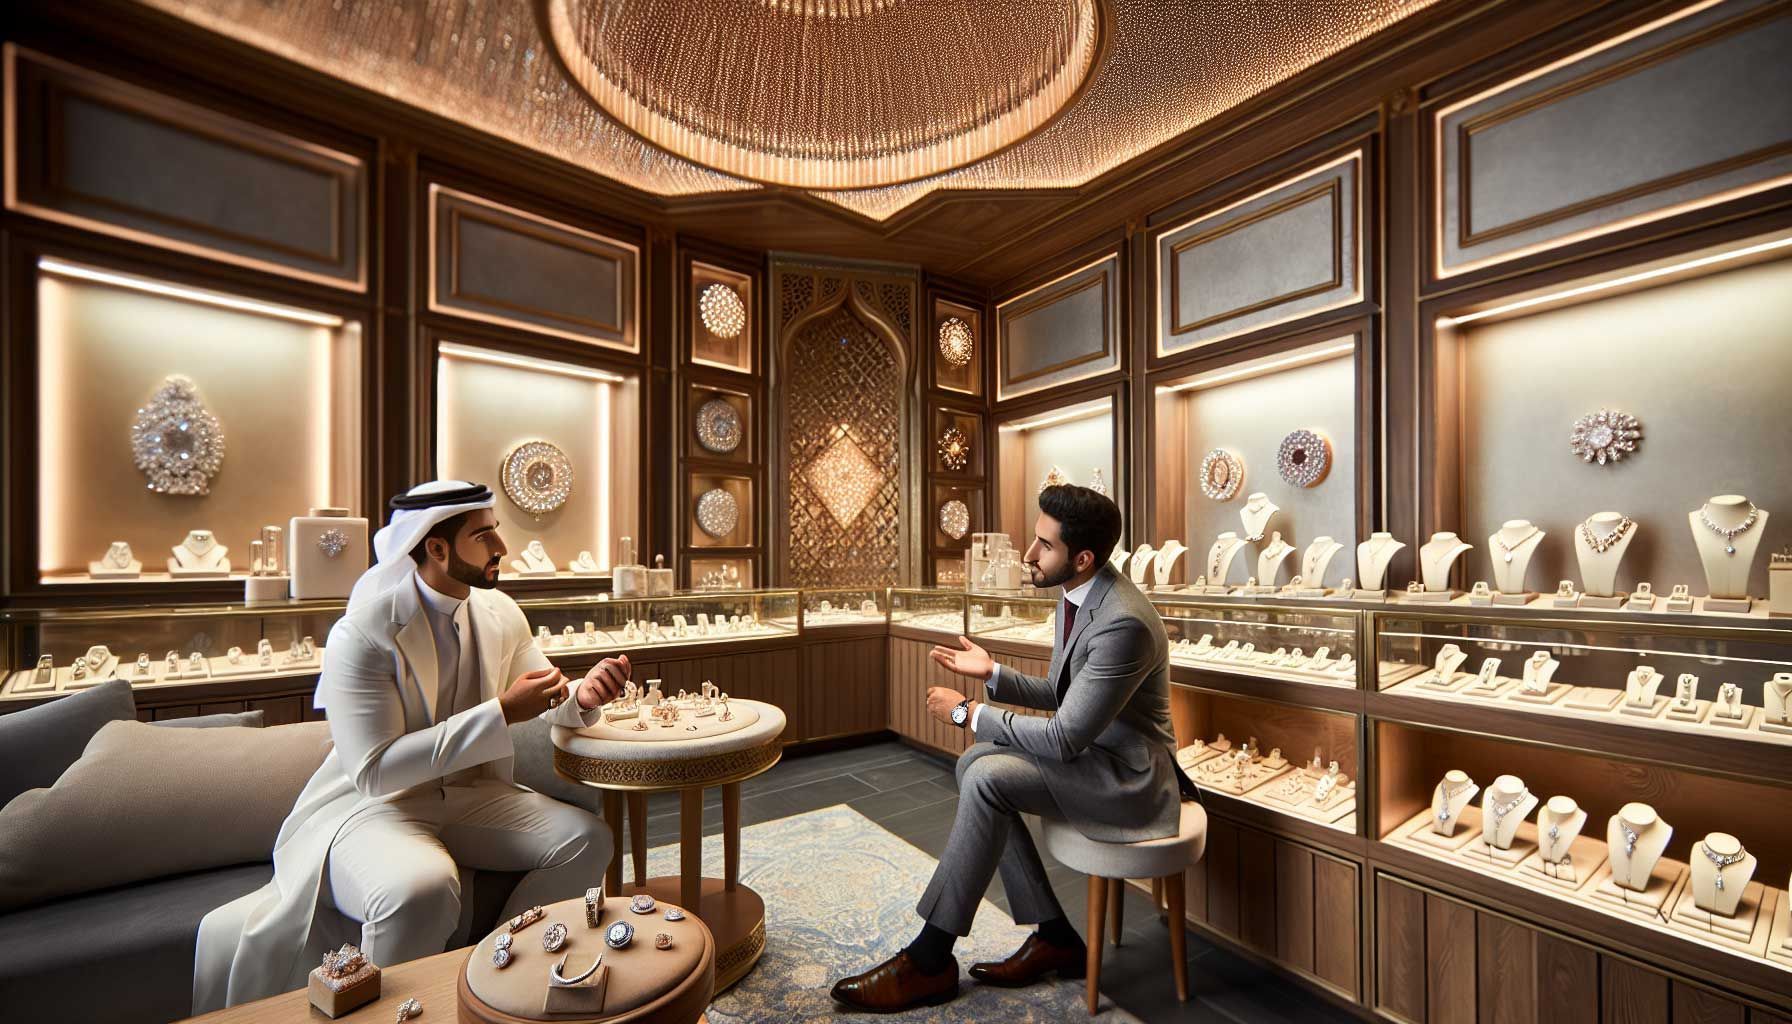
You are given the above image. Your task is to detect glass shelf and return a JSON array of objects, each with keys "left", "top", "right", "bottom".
[
  {"left": 967, "top": 592, "right": 1056, "bottom": 645},
  {"left": 1154, "top": 597, "right": 1362, "bottom": 689},
  {"left": 890, "top": 588, "right": 969, "bottom": 636},
  {"left": 801, "top": 588, "right": 889, "bottom": 629},
  {"left": 521, "top": 589, "right": 800, "bottom": 658}
]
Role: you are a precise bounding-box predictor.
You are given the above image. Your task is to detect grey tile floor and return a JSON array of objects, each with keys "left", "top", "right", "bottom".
[{"left": 637, "top": 740, "right": 1359, "bottom": 1023}]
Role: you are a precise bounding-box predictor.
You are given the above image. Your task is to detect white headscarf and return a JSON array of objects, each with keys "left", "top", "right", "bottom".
[{"left": 345, "top": 480, "right": 497, "bottom": 613}]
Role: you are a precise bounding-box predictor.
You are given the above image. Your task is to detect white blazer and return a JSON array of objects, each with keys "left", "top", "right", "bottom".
[{"left": 192, "top": 577, "right": 602, "bottom": 1012}]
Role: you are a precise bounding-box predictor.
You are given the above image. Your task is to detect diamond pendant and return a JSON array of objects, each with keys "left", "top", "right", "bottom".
[
  {"left": 1548, "top": 825, "right": 1559, "bottom": 840},
  {"left": 1725, "top": 544, "right": 1736, "bottom": 555},
  {"left": 1716, "top": 876, "right": 1724, "bottom": 891},
  {"left": 1503, "top": 553, "right": 1513, "bottom": 563}
]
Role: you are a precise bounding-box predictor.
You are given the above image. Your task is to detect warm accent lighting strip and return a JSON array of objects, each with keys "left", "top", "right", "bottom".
[
  {"left": 437, "top": 341, "right": 627, "bottom": 383},
  {"left": 1159, "top": 340, "right": 1355, "bottom": 394},
  {"left": 1439, "top": 236, "right": 1792, "bottom": 326},
  {"left": 36, "top": 258, "right": 344, "bottom": 327},
  {"left": 999, "top": 398, "right": 1111, "bottom": 433}
]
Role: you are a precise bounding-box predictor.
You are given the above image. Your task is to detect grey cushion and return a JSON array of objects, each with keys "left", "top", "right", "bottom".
[
  {"left": 0, "top": 679, "right": 134, "bottom": 810},
  {"left": 0, "top": 862, "right": 272, "bottom": 1024},
  {"left": 509, "top": 717, "right": 605, "bottom": 818},
  {"left": 152, "top": 709, "right": 265, "bottom": 729},
  {"left": 1038, "top": 801, "right": 1209, "bottom": 879}
]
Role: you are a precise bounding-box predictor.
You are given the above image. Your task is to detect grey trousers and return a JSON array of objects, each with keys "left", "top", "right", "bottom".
[{"left": 916, "top": 742, "right": 1068, "bottom": 936}]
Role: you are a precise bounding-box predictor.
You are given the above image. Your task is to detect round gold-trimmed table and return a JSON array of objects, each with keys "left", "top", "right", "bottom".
[{"left": 552, "top": 699, "right": 785, "bottom": 991}]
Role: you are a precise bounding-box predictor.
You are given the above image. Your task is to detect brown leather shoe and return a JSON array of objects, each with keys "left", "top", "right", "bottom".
[
  {"left": 968, "top": 932, "right": 1087, "bottom": 987},
  {"left": 830, "top": 951, "right": 960, "bottom": 1012}
]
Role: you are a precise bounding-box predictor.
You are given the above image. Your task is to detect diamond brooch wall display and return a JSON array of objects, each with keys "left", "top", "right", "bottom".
[
  {"left": 1198, "top": 448, "right": 1244, "bottom": 501},
  {"left": 501, "top": 441, "right": 574, "bottom": 518},
  {"left": 938, "top": 317, "right": 974, "bottom": 367},
  {"left": 695, "top": 397, "right": 744, "bottom": 455},
  {"left": 937, "top": 426, "right": 970, "bottom": 471},
  {"left": 1276, "top": 429, "right": 1331, "bottom": 488},
  {"left": 698, "top": 283, "right": 747, "bottom": 339},
  {"left": 1568, "top": 409, "right": 1642, "bottom": 466},
  {"left": 695, "top": 488, "right": 740, "bottom": 538},
  {"left": 131, "top": 375, "right": 225, "bottom": 496},
  {"left": 317, "top": 529, "right": 349, "bottom": 559},
  {"left": 939, "top": 499, "right": 971, "bottom": 540}
]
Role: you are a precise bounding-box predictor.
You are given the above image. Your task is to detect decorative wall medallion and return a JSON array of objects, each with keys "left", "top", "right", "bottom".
[
  {"left": 698, "top": 282, "right": 747, "bottom": 339},
  {"left": 695, "top": 397, "right": 744, "bottom": 454},
  {"left": 1568, "top": 409, "right": 1642, "bottom": 466},
  {"left": 501, "top": 440, "right": 574, "bottom": 518},
  {"left": 937, "top": 426, "right": 970, "bottom": 471},
  {"left": 130, "top": 375, "right": 225, "bottom": 496},
  {"left": 1198, "top": 448, "right": 1244, "bottom": 501},
  {"left": 939, "top": 499, "right": 971, "bottom": 540},
  {"left": 1038, "top": 465, "right": 1069, "bottom": 494},
  {"left": 1275, "top": 429, "right": 1331, "bottom": 488},
  {"left": 316, "top": 529, "right": 349, "bottom": 559},
  {"left": 695, "top": 488, "right": 740, "bottom": 538},
  {"left": 938, "top": 317, "right": 974, "bottom": 367},
  {"left": 805, "top": 432, "right": 884, "bottom": 528}
]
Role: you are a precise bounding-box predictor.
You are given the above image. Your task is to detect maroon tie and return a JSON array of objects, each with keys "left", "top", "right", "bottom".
[{"left": 1061, "top": 599, "right": 1078, "bottom": 647}]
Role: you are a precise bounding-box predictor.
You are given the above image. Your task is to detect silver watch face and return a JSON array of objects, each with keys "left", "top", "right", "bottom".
[{"left": 951, "top": 703, "right": 968, "bottom": 725}]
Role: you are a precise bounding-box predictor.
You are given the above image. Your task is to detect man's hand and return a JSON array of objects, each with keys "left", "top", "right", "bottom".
[
  {"left": 929, "top": 636, "right": 995, "bottom": 681},
  {"left": 926, "top": 686, "right": 975, "bottom": 727},
  {"left": 499, "top": 666, "right": 568, "bottom": 725},
  {"left": 576, "top": 655, "right": 631, "bottom": 710}
]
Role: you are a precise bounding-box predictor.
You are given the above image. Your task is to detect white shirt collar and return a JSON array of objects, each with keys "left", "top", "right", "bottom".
[
  {"left": 1063, "top": 573, "right": 1097, "bottom": 608},
  {"left": 415, "top": 575, "right": 468, "bottom": 621}
]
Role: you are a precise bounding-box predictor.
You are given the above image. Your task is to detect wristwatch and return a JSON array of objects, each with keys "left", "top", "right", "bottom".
[{"left": 950, "top": 698, "right": 973, "bottom": 729}]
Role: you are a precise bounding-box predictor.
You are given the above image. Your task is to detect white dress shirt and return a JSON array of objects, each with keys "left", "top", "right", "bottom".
[
  {"left": 415, "top": 576, "right": 483, "bottom": 787},
  {"left": 972, "top": 573, "right": 1097, "bottom": 733}
]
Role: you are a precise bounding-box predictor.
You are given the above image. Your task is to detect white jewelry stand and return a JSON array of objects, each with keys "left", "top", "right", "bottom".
[
  {"left": 1417, "top": 644, "right": 1471, "bottom": 692},
  {"left": 1510, "top": 650, "right": 1569, "bottom": 704},
  {"left": 1674, "top": 832, "right": 1759, "bottom": 931},
  {"left": 1108, "top": 548, "right": 1129, "bottom": 572},
  {"left": 1414, "top": 532, "right": 1472, "bottom": 599},
  {"left": 168, "top": 531, "right": 230, "bottom": 577},
  {"left": 568, "top": 550, "right": 602, "bottom": 576},
  {"left": 1420, "top": 771, "right": 1479, "bottom": 846},
  {"left": 1238, "top": 494, "right": 1279, "bottom": 543},
  {"left": 1663, "top": 673, "right": 1710, "bottom": 724},
  {"left": 89, "top": 541, "right": 143, "bottom": 579},
  {"left": 1762, "top": 673, "right": 1792, "bottom": 735},
  {"left": 1355, "top": 532, "right": 1404, "bottom": 595},
  {"left": 1488, "top": 520, "right": 1546, "bottom": 601},
  {"left": 1461, "top": 656, "right": 1511, "bottom": 697},
  {"left": 511, "top": 540, "right": 558, "bottom": 577},
  {"left": 1296, "top": 537, "right": 1343, "bottom": 594},
  {"left": 1520, "top": 796, "right": 1600, "bottom": 889},
  {"left": 1151, "top": 541, "right": 1187, "bottom": 588},
  {"left": 1128, "top": 544, "right": 1158, "bottom": 585},
  {"left": 1575, "top": 511, "right": 1636, "bottom": 606},
  {"left": 1595, "top": 804, "right": 1680, "bottom": 917},
  {"left": 1255, "top": 533, "right": 1295, "bottom": 588},
  {"left": 1689, "top": 495, "right": 1769, "bottom": 609},
  {"left": 1620, "top": 665, "right": 1668, "bottom": 718},
  {"left": 1708, "top": 682, "right": 1755, "bottom": 729},
  {"left": 1625, "top": 582, "right": 1657, "bottom": 611},
  {"left": 1206, "top": 534, "right": 1247, "bottom": 589},
  {"left": 1467, "top": 776, "right": 1538, "bottom": 866}
]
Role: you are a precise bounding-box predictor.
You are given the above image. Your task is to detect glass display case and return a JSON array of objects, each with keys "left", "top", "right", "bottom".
[
  {"left": 889, "top": 588, "right": 968, "bottom": 636},
  {"left": 967, "top": 592, "right": 1056, "bottom": 646},
  {"left": 801, "top": 588, "right": 888, "bottom": 629},
  {"left": 1155, "top": 597, "right": 1363, "bottom": 688},
  {"left": 523, "top": 589, "right": 800, "bottom": 659},
  {"left": 1171, "top": 689, "right": 1359, "bottom": 833},
  {"left": 1373, "top": 608, "right": 1792, "bottom": 748},
  {"left": 1, "top": 599, "right": 345, "bottom": 701}
]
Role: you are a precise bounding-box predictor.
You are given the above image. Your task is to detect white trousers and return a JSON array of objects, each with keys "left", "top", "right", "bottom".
[{"left": 326, "top": 780, "right": 611, "bottom": 968}]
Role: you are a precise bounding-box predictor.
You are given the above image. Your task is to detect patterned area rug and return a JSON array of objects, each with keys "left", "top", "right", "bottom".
[{"left": 646, "top": 804, "right": 1140, "bottom": 1022}]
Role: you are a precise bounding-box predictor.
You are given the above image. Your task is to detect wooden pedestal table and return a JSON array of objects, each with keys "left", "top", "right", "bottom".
[{"left": 552, "top": 700, "right": 786, "bottom": 991}]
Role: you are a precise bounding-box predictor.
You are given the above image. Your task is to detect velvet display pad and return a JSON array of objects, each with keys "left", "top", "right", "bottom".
[
  {"left": 583, "top": 703, "right": 759, "bottom": 743},
  {"left": 464, "top": 896, "right": 711, "bottom": 1020}
]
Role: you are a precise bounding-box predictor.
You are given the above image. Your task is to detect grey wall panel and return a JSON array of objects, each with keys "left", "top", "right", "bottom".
[
  {"left": 1457, "top": 257, "right": 1792, "bottom": 597},
  {"left": 9, "top": 48, "right": 366, "bottom": 288},
  {"left": 1438, "top": 0, "right": 1792, "bottom": 275},
  {"left": 431, "top": 185, "right": 639, "bottom": 352},
  {"left": 1178, "top": 353, "right": 1358, "bottom": 586},
  {"left": 1157, "top": 155, "right": 1361, "bottom": 356},
  {"left": 996, "top": 255, "right": 1119, "bottom": 401}
]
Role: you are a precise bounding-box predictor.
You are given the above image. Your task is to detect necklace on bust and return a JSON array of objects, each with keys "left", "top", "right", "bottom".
[
  {"left": 1698, "top": 501, "right": 1759, "bottom": 555},
  {"left": 1489, "top": 787, "right": 1529, "bottom": 825},
  {"left": 185, "top": 531, "right": 216, "bottom": 558},
  {"left": 1578, "top": 516, "right": 1634, "bottom": 554},
  {"left": 1494, "top": 527, "right": 1540, "bottom": 564},
  {"left": 1700, "top": 841, "right": 1746, "bottom": 891}
]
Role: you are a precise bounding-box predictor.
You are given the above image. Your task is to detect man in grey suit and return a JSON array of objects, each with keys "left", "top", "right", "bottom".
[{"left": 832, "top": 484, "right": 1190, "bottom": 1012}]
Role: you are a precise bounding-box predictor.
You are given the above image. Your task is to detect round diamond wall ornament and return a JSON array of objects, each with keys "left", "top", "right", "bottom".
[
  {"left": 939, "top": 499, "right": 971, "bottom": 540},
  {"left": 695, "top": 398, "right": 743, "bottom": 454},
  {"left": 1276, "top": 429, "right": 1331, "bottom": 488},
  {"left": 130, "top": 375, "right": 225, "bottom": 496},
  {"left": 937, "top": 426, "right": 970, "bottom": 471},
  {"left": 501, "top": 440, "right": 574, "bottom": 518},
  {"left": 938, "top": 317, "right": 974, "bottom": 367},
  {"left": 695, "top": 488, "right": 739, "bottom": 538},
  {"left": 1568, "top": 409, "right": 1641, "bottom": 466},
  {"left": 698, "top": 283, "right": 747, "bottom": 339},
  {"left": 1198, "top": 448, "right": 1244, "bottom": 501}
]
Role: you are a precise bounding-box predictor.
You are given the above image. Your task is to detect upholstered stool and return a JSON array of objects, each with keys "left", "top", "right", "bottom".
[{"left": 1039, "top": 801, "right": 1208, "bottom": 1014}]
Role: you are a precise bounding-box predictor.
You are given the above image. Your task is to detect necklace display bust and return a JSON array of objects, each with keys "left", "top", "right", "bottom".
[
  {"left": 1415, "top": 532, "right": 1472, "bottom": 598},
  {"left": 169, "top": 530, "right": 230, "bottom": 577},
  {"left": 1689, "top": 495, "right": 1768, "bottom": 606},
  {"left": 90, "top": 541, "right": 143, "bottom": 579},
  {"left": 511, "top": 539, "right": 558, "bottom": 577},
  {"left": 1239, "top": 494, "right": 1280, "bottom": 544},
  {"left": 1488, "top": 519, "right": 1545, "bottom": 599},
  {"left": 1356, "top": 532, "right": 1405, "bottom": 592}
]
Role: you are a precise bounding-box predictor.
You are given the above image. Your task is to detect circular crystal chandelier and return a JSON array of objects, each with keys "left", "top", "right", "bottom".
[
  {"left": 545, "top": 0, "right": 1102, "bottom": 190},
  {"left": 698, "top": 283, "right": 747, "bottom": 339},
  {"left": 938, "top": 317, "right": 974, "bottom": 367}
]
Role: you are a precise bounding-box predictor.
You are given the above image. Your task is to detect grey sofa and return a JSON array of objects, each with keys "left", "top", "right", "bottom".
[{"left": 0, "top": 682, "right": 607, "bottom": 1024}]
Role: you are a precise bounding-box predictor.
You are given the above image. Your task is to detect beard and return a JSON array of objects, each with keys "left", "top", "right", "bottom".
[
  {"left": 447, "top": 549, "right": 500, "bottom": 590},
  {"left": 1027, "top": 559, "right": 1077, "bottom": 590}
]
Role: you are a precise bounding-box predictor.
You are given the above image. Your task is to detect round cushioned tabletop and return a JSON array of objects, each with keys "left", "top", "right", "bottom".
[
  {"left": 554, "top": 699, "right": 785, "bottom": 763},
  {"left": 463, "top": 894, "right": 713, "bottom": 1022}
]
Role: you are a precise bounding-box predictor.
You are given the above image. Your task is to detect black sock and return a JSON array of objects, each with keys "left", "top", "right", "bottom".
[
  {"left": 1037, "top": 914, "right": 1084, "bottom": 949},
  {"left": 904, "top": 922, "right": 956, "bottom": 973}
]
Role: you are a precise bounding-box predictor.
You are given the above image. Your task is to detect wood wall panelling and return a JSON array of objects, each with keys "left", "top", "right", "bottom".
[
  {"left": 1205, "top": 816, "right": 1241, "bottom": 938},
  {"left": 1239, "top": 826, "right": 1279, "bottom": 955},
  {"left": 1536, "top": 932, "right": 1600, "bottom": 1024},
  {"left": 1376, "top": 872, "right": 1428, "bottom": 1023},
  {"left": 1432, "top": 0, "right": 1792, "bottom": 279},
  {"left": 995, "top": 253, "right": 1120, "bottom": 402},
  {"left": 1477, "top": 911, "right": 1538, "bottom": 1024},
  {"left": 1601, "top": 956, "right": 1669, "bottom": 1024},
  {"left": 1426, "top": 891, "right": 1478, "bottom": 1024},
  {"left": 429, "top": 184, "right": 639, "bottom": 351},
  {"left": 6, "top": 46, "right": 368, "bottom": 290},
  {"left": 1276, "top": 840, "right": 1317, "bottom": 973},
  {"left": 1672, "top": 982, "right": 1748, "bottom": 1024},
  {"left": 803, "top": 635, "right": 888, "bottom": 741}
]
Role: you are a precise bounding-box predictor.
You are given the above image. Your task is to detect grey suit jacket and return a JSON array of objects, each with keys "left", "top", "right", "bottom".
[{"left": 976, "top": 563, "right": 1181, "bottom": 843}]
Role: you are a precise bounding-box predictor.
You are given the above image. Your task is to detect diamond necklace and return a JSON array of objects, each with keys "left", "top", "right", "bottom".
[
  {"left": 1489, "top": 788, "right": 1529, "bottom": 822},
  {"left": 1698, "top": 501, "right": 1759, "bottom": 556},
  {"left": 1494, "top": 527, "right": 1540, "bottom": 564},
  {"left": 1578, "top": 516, "right": 1634, "bottom": 554},
  {"left": 1434, "top": 780, "right": 1471, "bottom": 821},
  {"left": 1700, "top": 841, "right": 1746, "bottom": 891}
]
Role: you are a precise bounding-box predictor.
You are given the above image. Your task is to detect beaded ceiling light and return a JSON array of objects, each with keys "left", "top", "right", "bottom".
[{"left": 140, "top": 0, "right": 1437, "bottom": 217}]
